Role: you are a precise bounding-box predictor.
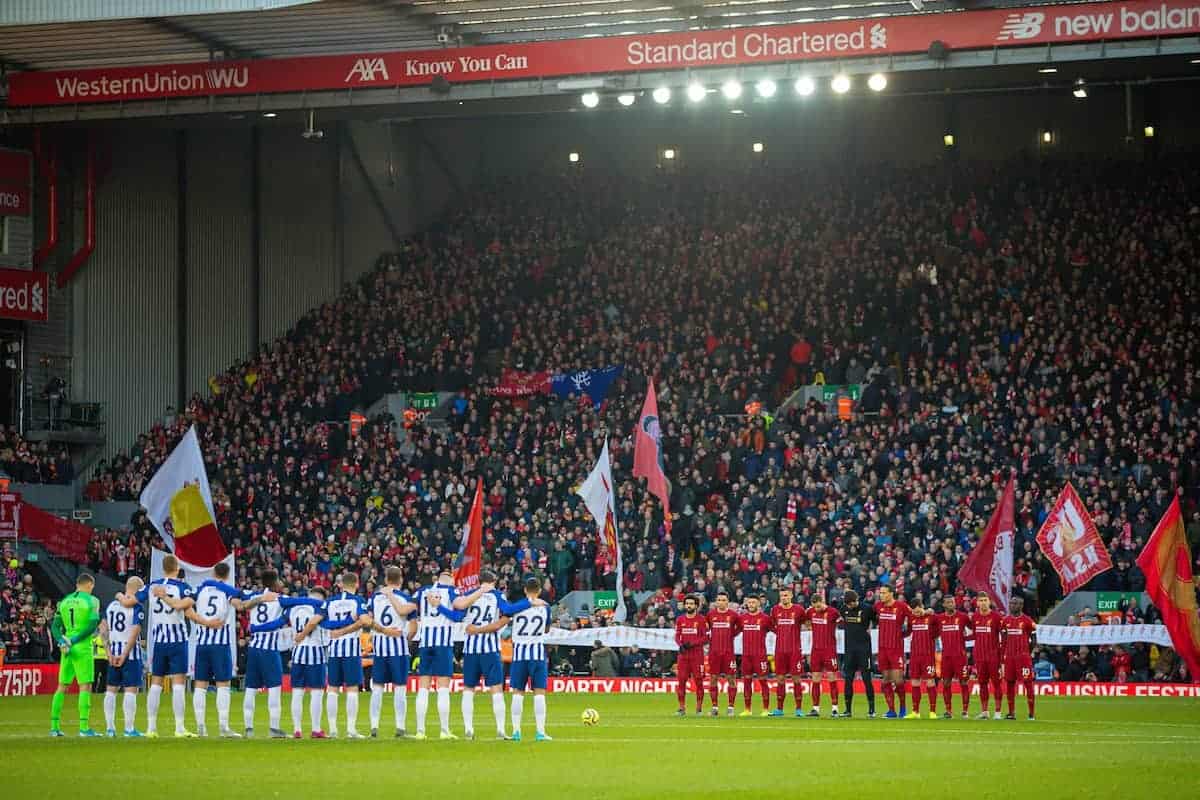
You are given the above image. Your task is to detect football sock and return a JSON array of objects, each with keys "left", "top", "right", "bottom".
[
  {"left": 1024, "top": 681, "right": 1035, "bottom": 716},
  {"left": 462, "top": 689, "right": 476, "bottom": 732},
  {"left": 396, "top": 688, "right": 409, "bottom": 732},
  {"left": 292, "top": 689, "right": 305, "bottom": 732},
  {"left": 326, "top": 691, "right": 339, "bottom": 736},
  {"left": 533, "top": 694, "right": 547, "bottom": 735},
  {"left": 123, "top": 691, "right": 137, "bottom": 731},
  {"left": 244, "top": 691, "right": 258, "bottom": 729},
  {"left": 344, "top": 690, "right": 358, "bottom": 732},
  {"left": 436, "top": 687, "right": 451, "bottom": 734},
  {"left": 415, "top": 687, "right": 429, "bottom": 735},
  {"left": 882, "top": 681, "right": 896, "bottom": 712},
  {"left": 1006, "top": 681, "right": 1017, "bottom": 715},
  {"left": 927, "top": 684, "right": 938, "bottom": 713},
  {"left": 217, "top": 686, "right": 232, "bottom": 730},
  {"left": 50, "top": 690, "right": 64, "bottom": 730},
  {"left": 310, "top": 690, "right": 324, "bottom": 732},
  {"left": 193, "top": 688, "right": 207, "bottom": 729},
  {"left": 812, "top": 681, "right": 822, "bottom": 709},
  {"left": 104, "top": 692, "right": 117, "bottom": 731},
  {"left": 370, "top": 685, "right": 385, "bottom": 729},
  {"left": 171, "top": 684, "right": 186, "bottom": 732},
  {"left": 491, "top": 691, "right": 505, "bottom": 735},
  {"left": 511, "top": 693, "right": 525, "bottom": 733},
  {"left": 78, "top": 691, "right": 91, "bottom": 730},
  {"left": 911, "top": 684, "right": 922, "bottom": 713},
  {"left": 146, "top": 684, "right": 162, "bottom": 733}
]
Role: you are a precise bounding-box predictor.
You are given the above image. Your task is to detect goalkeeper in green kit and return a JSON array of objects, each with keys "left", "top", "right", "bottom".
[{"left": 49, "top": 574, "right": 102, "bottom": 737}]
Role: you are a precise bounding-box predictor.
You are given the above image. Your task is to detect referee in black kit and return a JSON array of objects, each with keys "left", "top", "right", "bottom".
[{"left": 839, "top": 590, "right": 876, "bottom": 718}]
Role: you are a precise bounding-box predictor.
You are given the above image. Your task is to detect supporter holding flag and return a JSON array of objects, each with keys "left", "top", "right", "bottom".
[
  {"left": 633, "top": 380, "right": 671, "bottom": 534},
  {"left": 1136, "top": 497, "right": 1200, "bottom": 681},
  {"left": 139, "top": 427, "right": 227, "bottom": 569}
]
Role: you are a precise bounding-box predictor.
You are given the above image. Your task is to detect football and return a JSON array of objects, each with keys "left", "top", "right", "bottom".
[{"left": 581, "top": 708, "right": 600, "bottom": 726}]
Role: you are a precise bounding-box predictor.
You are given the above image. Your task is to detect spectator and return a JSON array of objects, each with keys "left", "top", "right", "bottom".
[{"left": 589, "top": 639, "right": 620, "bottom": 677}]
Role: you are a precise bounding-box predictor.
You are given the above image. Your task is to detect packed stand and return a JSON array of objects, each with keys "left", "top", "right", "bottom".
[
  {"left": 67, "top": 161, "right": 1200, "bottom": 684},
  {"left": 0, "top": 426, "right": 74, "bottom": 485}
]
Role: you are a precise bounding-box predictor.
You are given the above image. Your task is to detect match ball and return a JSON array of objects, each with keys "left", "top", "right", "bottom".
[{"left": 581, "top": 708, "right": 600, "bottom": 726}]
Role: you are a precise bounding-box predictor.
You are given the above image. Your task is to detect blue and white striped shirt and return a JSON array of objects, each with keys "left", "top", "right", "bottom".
[
  {"left": 371, "top": 590, "right": 415, "bottom": 658},
  {"left": 456, "top": 591, "right": 531, "bottom": 655},
  {"left": 247, "top": 595, "right": 323, "bottom": 651},
  {"left": 289, "top": 602, "right": 328, "bottom": 666},
  {"left": 322, "top": 592, "right": 367, "bottom": 658},
  {"left": 193, "top": 580, "right": 246, "bottom": 646},
  {"left": 511, "top": 605, "right": 551, "bottom": 662},
  {"left": 415, "top": 583, "right": 458, "bottom": 648},
  {"left": 104, "top": 601, "right": 144, "bottom": 660},
  {"left": 136, "top": 578, "right": 194, "bottom": 644}
]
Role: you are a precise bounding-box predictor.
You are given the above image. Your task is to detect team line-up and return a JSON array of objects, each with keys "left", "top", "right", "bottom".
[
  {"left": 673, "top": 585, "right": 1039, "bottom": 720},
  {"left": 49, "top": 558, "right": 555, "bottom": 740}
]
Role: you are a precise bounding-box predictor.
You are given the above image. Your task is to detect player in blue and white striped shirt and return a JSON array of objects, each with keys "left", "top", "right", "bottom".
[
  {"left": 116, "top": 554, "right": 196, "bottom": 738},
  {"left": 509, "top": 575, "right": 554, "bottom": 742},
  {"left": 188, "top": 561, "right": 266, "bottom": 738},
  {"left": 320, "top": 572, "right": 372, "bottom": 738},
  {"left": 242, "top": 569, "right": 321, "bottom": 738},
  {"left": 99, "top": 576, "right": 145, "bottom": 737},
  {"left": 411, "top": 568, "right": 492, "bottom": 740},
  {"left": 435, "top": 569, "right": 540, "bottom": 740},
  {"left": 288, "top": 587, "right": 329, "bottom": 739},
  {"left": 369, "top": 565, "right": 417, "bottom": 738}
]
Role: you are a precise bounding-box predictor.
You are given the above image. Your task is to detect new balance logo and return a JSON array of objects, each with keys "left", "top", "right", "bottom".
[
  {"left": 996, "top": 12, "right": 1045, "bottom": 40},
  {"left": 345, "top": 57, "right": 390, "bottom": 82}
]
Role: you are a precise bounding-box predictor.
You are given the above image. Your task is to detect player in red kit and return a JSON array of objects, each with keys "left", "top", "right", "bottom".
[
  {"left": 999, "top": 597, "right": 1037, "bottom": 721},
  {"left": 768, "top": 588, "right": 805, "bottom": 717},
  {"left": 737, "top": 595, "right": 773, "bottom": 717},
  {"left": 936, "top": 596, "right": 973, "bottom": 719},
  {"left": 804, "top": 594, "right": 841, "bottom": 717},
  {"left": 970, "top": 594, "right": 1005, "bottom": 720},
  {"left": 674, "top": 595, "right": 709, "bottom": 717},
  {"left": 905, "top": 597, "right": 939, "bottom": 719},
  {"left": 706, "top": 591, "right": 741, "bottom": 716},
  {"left": 874, "top": 585, "right": 911, "bottom": 718}
]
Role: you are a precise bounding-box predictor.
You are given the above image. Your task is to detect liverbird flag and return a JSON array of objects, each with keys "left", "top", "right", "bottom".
[
  {"left": 140, "top": 426, "right": 227, "bottom": 568},
  {"left": 633, "top": 380, "right": 672, "bottom": 534},
  {"left": 958, "top": 473, "right": 1016, "bottom": 613},
  {"left": 1136, "top": 497, "right": 1200, "bottom": 681},
  {"left": 454, "top": 478, "right": 485, "bottom": 592},
  {"left": 579, "top": 440, "right": 626, "bottom": 622},
  {"left": 1035, "top": 482, "right": 1113, "bottom": 595}
]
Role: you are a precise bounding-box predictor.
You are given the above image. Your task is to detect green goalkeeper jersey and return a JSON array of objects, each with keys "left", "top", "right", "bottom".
[{"left": 51, "top": 591, "right": 101, "bottom": 648}]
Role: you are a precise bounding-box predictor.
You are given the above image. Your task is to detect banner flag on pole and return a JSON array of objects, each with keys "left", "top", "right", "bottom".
[
  {"left": 453, "top": 478, "right": 485, "bottom": 593},
  {"left": 1035, "top": 482, "right": 1113, "bottom": 595},
  {"left": 633, "top": 380, "right": 671, "bottom": 534},
  {"left": 958, "top": 473, "right": 1016, "bottom": 613},
  {"left": 1136, "top": 497, "right": 1200, "bottom": 681},
  {"left": 140, "top": 426, "right": 227, "bottom": 568},
  {"left": 579, "top": 440, "right": 626, "bottom": 622}
]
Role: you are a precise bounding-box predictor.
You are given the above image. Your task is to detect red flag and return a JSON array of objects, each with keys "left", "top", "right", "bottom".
[
  {"left": 633, "top": 380, "right": 671, "bottom": 533},
  {"left": 453, "top": 478, "right": 484, "bottom": 592},
  {"left": 958, "top": 474, "right": 1015, "bottom": 612},
  {"left": 1035, "top": 482, "right": 1113, "bottom": 595},
  {"left": 1136, "top": 497, "right": 1200, "bottom": 681}
]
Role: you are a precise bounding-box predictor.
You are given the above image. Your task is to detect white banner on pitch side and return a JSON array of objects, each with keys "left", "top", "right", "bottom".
[{"left": 542, "top": 624, "right": 1172, "bottom": 653}]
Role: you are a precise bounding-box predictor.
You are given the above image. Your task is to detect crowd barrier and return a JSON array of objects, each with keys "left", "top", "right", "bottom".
[{"left": 3, "top": 664, "right": 1196, "bottom": 698}]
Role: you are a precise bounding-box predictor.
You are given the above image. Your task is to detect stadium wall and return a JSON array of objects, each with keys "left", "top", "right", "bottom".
[{"left": 53, "top": 123, "right": 460, "bottom": 461}]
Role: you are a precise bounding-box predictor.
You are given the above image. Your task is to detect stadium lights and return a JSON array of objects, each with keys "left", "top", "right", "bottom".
[
  {"left": 1038, "top": 67, "right": 1058, "bottom": 74},
  {"left": 1072, "top": 78, "right": 1087, "bottom": 99},
  {"left": 569, "top": 152, "right": 580, "bottom": 163},
  {"left": 686, "top": 82, "right": 707, "bottom": 103},
  {"left": 721, "top": 80, "right": 743, "bottom": 100},
  {"left": 831, "top": 74, "right": 851, "bottom": 94},
  {"left": 1042, "top": 130, "right": 1055, "bottom": 144},
  {"left": 581, "top": 91, "right": 600, "bottom": 108},
  {"left": 617, "top": 93, "right": 636, "bottom": 107},
  {"left": 1144, "top": 125, "right": 1155, "bottom": 138},
  {"left": 755, "top": 78, "right": 777, "bottom": 98},
  {"left": 943, "top": 133, "right": 955, "bottom": 147},
  {"left": 730, "top": 109, "right": 744, "bottom": 115},
  {"left": 794, "top": 76, "right": 816, "bottom": 96},
  {"left": 663, "top": 148, "right": 676, "bottom": 160},
  {"left": 652, "top": 86, "right": 671, "bottom": 104},
  {"left": 261, "top": 112, "right": 278, "bottom": 118},
  {"left": 867, "top": 73, "right": 888, "bottom": 92},
  {"left": 752, "top": 142, "right": 764, "bottom": 153}
]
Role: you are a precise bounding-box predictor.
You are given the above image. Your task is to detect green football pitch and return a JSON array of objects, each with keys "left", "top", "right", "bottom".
[{"left": 0, "top": 693, "right": 1195, "bottom": 799}]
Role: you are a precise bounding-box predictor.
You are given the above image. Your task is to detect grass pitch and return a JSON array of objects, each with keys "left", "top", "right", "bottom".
[{"left": 0, "top": 693, "right": 1195, "bottom": 799}]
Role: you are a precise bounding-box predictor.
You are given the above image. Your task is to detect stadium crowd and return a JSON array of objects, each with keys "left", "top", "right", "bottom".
[{"left": 12, "top": 159, "right": 1200, "bottom": 679}]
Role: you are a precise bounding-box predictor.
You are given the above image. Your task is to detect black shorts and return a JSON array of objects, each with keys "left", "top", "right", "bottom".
[{"left": 841, "top": 648, "right": 872, "bottom": 678}]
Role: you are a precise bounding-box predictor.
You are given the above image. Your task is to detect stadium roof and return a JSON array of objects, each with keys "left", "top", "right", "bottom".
[{"left": 1, "top": 0, "right": 981, "bottom": 72}]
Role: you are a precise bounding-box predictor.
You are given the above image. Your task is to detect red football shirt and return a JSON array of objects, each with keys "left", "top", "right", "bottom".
[
  {"left": 936, "top": 611, "right": 972, "bottom": 660},
  {"left": 738, "top": 611, "right": 773, "bottom": 656},
  {"left": 770, "top": 604, "right": 805, "bottom": 654},
  {"left": 706, "top": 609, "right": 741, "bottom": 653},
  {"left": 971, "top": 611, "right": 1004, "bottom": 663},
  {"left": 874, "top": 600, "right": 912, "bottom": 652},
  {"left": 908, "top": 612, "right": 938, "bottom": 661},
  {"left": 805, "top": 606, "right": 840, "bottom": 653},
  {"left": 1000, "top": 614, "right": 1036, "bottom": 662},
  {"left": 675, "top": 613, "right": 709, "bottom": 649}
]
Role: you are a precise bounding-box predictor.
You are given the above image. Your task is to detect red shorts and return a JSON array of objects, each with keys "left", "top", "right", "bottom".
[
  {"left": 975, "top": 660, "right": 1001, "bottom": 682},
  {"left": 774, "top": 651, "right": 802, "bottom": 676},
  {"left": 908, "top": 658, "right": 936, "bottom": 680},
  {"left": 1001, "top": 659, "right": 1033, "bottom": 681},
  {"left": 741, "top": 655, "right": 770, "bottom": 677},
  {"left": 709, "top": 651, "right": 737, "bottom": 676},
  {"left": 940, "top": 657, "right": 969, "bottom": 681},
  {"left": 877, "top": 650, "right": 905, "bottom": 672},
  {"left": 809, "top": 651, "right": 840, "bottom": 674}
]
